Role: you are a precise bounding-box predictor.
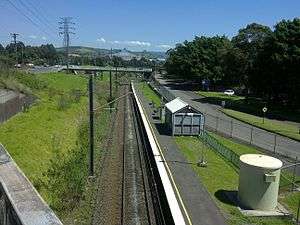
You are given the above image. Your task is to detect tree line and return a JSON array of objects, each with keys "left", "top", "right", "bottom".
[
  {"left": 165, "top": 18, "right": 300, "bottom": 108},
  {"left": 0, "top": 42, "right": 156, "bottom": 68}
]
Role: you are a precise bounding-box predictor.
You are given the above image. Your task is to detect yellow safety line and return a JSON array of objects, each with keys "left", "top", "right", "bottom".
[{"left": 136, "top": 90, "right": 193, "bottom": 225}]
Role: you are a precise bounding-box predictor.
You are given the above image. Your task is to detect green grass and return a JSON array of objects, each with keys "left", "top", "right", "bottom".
[
  {"left": 280, "top": 192, "right": 300, "bottom": 217},
  {"left": 0, "top": 72, "right": 113, "bottom": 222},
  {"left": 198, "top": 91, "right": 245, "bottom": 101},
  {"left": 209, "top": 132, "right": 260, "bottom": 155},
  {"left": 175, "top": 136, "right": 293, "bottom": 225},
  {"left": 138, "top": 82, "right": 161, "bottom": 107},
  {"left": 223, "top": 109, "right": 300, "bottom": 141},
  {"left": 0, "top": 73, "right": 88, "bottom": 185}
]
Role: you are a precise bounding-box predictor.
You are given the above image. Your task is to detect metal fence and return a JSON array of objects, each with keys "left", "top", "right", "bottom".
[
  {"left": 149, "top": 78, "right": 176, "bottom": 102},
  {"left": 204, "top": 112, "right": 300, "bottom": 161},
  {"left": 0, "top": 91, "right": 35, "bottom": 123},
  {"left": 198, "top": 131, "right": 299, "bottom": 190},
  {"left": 147, "top": 78, "right": 300, "bottom": 190},
  {"left": 199, "top": 131, "right": 240, "bottom": 168},
  {"left": 149, "top": 77, "right": 300, "bottom": 161}
]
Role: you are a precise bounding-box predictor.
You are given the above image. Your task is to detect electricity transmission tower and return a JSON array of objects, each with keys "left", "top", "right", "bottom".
[
  {"left": 10, "top": 33, "right": 19, "bottom": 65},
  {"left": 59, "top": 17, "right": 75, "bottom": 71}
]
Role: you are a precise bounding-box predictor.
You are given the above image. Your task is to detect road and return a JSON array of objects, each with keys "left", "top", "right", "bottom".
[
  {"left": 154, "top": 74, "right": 300, "bottom": 161},
  {"left": 27, "top": 66, "right": 62, "bottom": 74}
]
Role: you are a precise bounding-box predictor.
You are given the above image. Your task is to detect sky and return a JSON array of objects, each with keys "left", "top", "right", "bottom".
[{"left": 0, "top": 0, "right": 299, "bottom": 51}]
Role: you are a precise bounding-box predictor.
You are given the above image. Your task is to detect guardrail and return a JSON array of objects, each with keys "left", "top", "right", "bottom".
[
  {"left": 131, "top": 82, "right": 186, "bottom": 225},
  {"left": 0, "top": 144, "right": 62, "bottom": 225}
]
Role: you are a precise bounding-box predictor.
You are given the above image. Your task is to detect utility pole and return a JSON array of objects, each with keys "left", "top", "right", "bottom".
[
  {"left": 88, "top": 73, "right": 94, "bottom": 177},
  {"left": 59, "top": 17, "right": 75, "bottom": 73},
  {"left": 109, "top": 48, "right": 113, "bottom": 101},
  {"left": 10, "top": 33, "right": 19, "bottom": 65}
]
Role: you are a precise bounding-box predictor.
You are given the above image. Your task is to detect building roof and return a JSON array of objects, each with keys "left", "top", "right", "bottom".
[{"left": 165, "top": 97, "right": 188, "bottom": 113}]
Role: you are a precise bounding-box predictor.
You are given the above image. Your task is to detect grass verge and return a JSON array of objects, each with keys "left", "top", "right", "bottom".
[
  {"left": 223, "top": 109, "right": 300, "bottom": 141},
  {"left": 175, "top": 135, "right": 296, "bottom": 225},
  {"left": 138, "top": 82, "right": 161, "bottom": 107}
]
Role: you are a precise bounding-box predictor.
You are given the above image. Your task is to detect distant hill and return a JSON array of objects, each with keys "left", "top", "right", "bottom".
[{"left": 56, "top": 46, "right": 167, "bottom": 59}]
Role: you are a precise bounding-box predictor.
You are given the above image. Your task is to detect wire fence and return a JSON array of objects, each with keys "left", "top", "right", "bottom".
[
  {"left": 199, "top": 130, "right": 240, "bottom": 168},
  {"left": 148, "top": 78, "right": 300, "bottom": 191},
  {"left": 0, "top": 91, "right": 35, "bottom": 123},
  {"left": 198, "top": 130, "right": 300, "bottom": 191},
  {"left": 149, "top": 77, "right": 300, "bottom": 162}
]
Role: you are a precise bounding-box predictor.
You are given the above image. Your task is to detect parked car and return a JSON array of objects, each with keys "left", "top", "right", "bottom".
[{"left": 224, "top": 89, "right": 235, "bottom": 96}]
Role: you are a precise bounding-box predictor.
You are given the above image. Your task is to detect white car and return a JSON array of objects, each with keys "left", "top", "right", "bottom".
[{"left": 224, "top": 89, "right": 235, "bottom": 96}]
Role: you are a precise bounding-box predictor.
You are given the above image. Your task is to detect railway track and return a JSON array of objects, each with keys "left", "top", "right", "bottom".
[{"left": 92, "top": 82, "right": 156, "bottom": 225}]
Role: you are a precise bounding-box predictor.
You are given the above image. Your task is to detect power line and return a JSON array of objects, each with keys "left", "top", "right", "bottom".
[
  {"left": 6, "top": 0, "right": 56, "bottom": 39},
  {"left": 59, "top": 17, "right": 75, "bottom": 71},
  {"left": 29, "top": 0, "right": 57, "bottom": 27},
  {"left": 15, "top": 0, "right": 57, "bottom": 34}
]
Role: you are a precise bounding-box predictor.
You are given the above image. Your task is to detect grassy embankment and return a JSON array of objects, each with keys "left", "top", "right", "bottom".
[
  {"left": 198, "top": 91, "right": 300, "bottom": 141},
  {"left": 0, "top": 70, "right": 113, "bottom": 224},
  {"left": 175, "top": 134, "right": 299, "bottom": 225}
]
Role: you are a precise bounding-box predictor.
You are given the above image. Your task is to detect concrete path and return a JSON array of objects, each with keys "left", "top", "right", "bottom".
[
  {"left": 136, "top": 87, "right": 227, "bottom": 225},
  {"left": 154, "top": 74, "right": 300, "bottom": 161}
]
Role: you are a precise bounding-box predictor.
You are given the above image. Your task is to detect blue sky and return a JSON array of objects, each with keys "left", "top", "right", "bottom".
[{"left": 0, "top": 0, "right": 299, "bottom": 51}]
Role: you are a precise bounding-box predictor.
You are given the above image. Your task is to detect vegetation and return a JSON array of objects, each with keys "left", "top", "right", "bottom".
[
  {"left": 138, "top": 82, "right": 161, "bottom": 107},
  {"left": 175, "top": 136, "right": 296, "bottom": 225},
  {"left": 0, "top": 42, "right": 160, "bottom": 67},
  {"left": 165, "top": 18, "right": 300, "bottom": 110},
  {"left": 0, "top": 71, "right": 112, "bottom": 223},
  {"left": 223, "top": 109, "right": 300, "bottom": 141}
]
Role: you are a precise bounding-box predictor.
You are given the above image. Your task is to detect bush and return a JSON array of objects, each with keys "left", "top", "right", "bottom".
[
  {"left": 57, "top": 93, "right": 71, "bottom": 111},
  {"left": 69, "top": 89, "right": 83, "bottom": 103},
  {"left": 45, "top": 119, "right": 89, "bottom": 211}
]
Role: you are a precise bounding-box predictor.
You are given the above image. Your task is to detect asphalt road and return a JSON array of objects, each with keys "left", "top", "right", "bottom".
[
  {"left": 155, "top": 74, "right": 300, "bottom": 161},
  {"left": 27, "top": 66, "right": 62, "bottom": 74}
]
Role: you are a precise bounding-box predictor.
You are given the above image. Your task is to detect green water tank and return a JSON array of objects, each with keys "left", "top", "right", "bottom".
[{"left": 238, "top": 154, "right": 282, "bottom": 210}]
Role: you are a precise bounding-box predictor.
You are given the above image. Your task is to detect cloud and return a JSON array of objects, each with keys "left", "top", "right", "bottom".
[
  {"left": 29, "top": 35, "right": 37, "bottom": 39},
  {"left": 96, "top": 37, "right": 106, "bottom": 43},
  {"left": 109, "top": 40, "right": 151, "bottom": 47},
  {"left": 125, "top": 41, "right": 151, "bottom": 47},
  {"left": 157, "top": 44, "right": 172, "bottom": 49},
  {"left": 108, "top": 40, "right": 120, "bottom": 44},
  {"left": 41, "top": 36, "right": 47, "bottom": 40}
]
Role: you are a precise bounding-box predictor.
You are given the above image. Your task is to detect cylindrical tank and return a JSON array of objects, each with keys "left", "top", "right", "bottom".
[{"left": 238, "top": 154, "right": 282, "bottom": 211}]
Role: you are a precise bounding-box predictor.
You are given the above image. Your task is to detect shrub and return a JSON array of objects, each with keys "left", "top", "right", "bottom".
[
  {"left": 57, "top": 93, "right": 71, "bottom": 111},
  {"left": 44, "top": 119, "right": 89, "bottom": 211},
  {"left": 69, "top": 89, "right": 83, "bottom": 103}
]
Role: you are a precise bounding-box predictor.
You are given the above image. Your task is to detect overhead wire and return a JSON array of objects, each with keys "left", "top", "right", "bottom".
[
  {"left": 6, "top": 0, "right": 57, "bottom": 40},
  {"left": 15, "top": 0, "right": 57, "bottom": 34}
]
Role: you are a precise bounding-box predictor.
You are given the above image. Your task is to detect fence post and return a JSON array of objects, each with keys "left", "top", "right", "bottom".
[
  {"left": 273, "top": 135, "right": 277, "bottom": 154},
  {"left": 297, "top": 198, "right": 300, "bottom": 224},
  {"left": 230, "top": 120, "right": 233, "bottom": 138},
  {"left": 292, "top": 157, "right": 298, "bottom": 192},
  {"left": 250, "top": 127, "right": 253, "bottom": 144}
]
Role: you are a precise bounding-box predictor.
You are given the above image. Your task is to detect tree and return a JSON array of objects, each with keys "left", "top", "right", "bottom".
[
  {"left": 165, "top": 36, "right": 231, "bottom": 84},
  {"left": 0, "top": 44, "right": 4, "bottom": 53},
  {"left": 232, "top": 23, "right": 272, "bottom": 92},
  {"left": 254, "top": 18, "right": 300, "bottom": 107}
]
